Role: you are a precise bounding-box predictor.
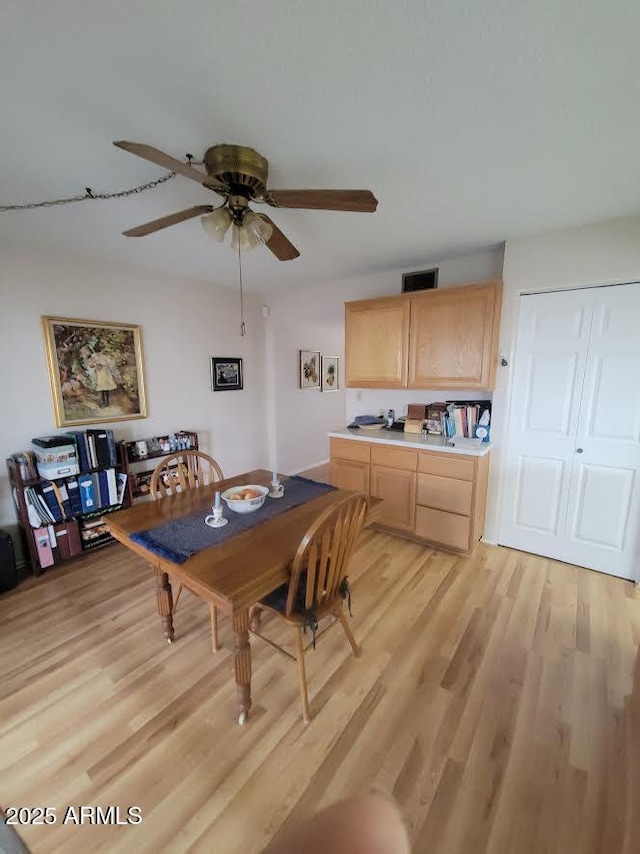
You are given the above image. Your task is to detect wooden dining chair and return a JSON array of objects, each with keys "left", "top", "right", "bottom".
[
  {"left": 150, "top": 450, "right": 224, "bottom": 651},
  {"left": 250, "top": 492, "right": 369, "bottom": 724}
]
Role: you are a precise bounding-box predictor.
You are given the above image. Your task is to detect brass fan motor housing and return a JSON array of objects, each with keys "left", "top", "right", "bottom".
[{"left": 203, "top": 144, "right": 269, "bottom": 198}]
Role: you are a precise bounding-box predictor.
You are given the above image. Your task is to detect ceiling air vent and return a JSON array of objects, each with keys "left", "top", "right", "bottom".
[{"left": 401, "top": 268, "right": 439, "bottom": 293}]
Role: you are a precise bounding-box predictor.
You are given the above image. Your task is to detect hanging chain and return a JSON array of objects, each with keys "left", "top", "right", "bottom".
[
  {"left": 237, "top": 240, "right": 247, "bottom": 338},
  {"left": 0, "top": 171, "right": 177, "bottom": 212}
]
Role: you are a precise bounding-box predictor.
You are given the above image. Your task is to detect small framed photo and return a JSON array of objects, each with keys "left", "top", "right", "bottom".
[
  {"left": 299, "top": 350, "right": 320, "bottom": 389},
  {"left": 211, "top": 357, "right": 243, "bottom": 391},
  {"left": 321, "top": 356, "right": 340, "bottom": 392}
]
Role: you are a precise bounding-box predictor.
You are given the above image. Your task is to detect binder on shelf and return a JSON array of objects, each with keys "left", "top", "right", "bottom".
[
  {"left": 106, "top": 468, "right": 118, "bottom": 505},
  {"left": 68, "top": 432, "right": 90, "bottom": 472},
  {"left": 66, "top": 477, "right": 82, "bottom": 514},
  {"left": 41, "top": 482, "right": 64, "bottom": 523},
  {"left": 97, "top": 470, "right": 110, "bottom": 507},
  {"left": 34, "top": 526, "right": 54, "bottom": 569},
  {"left": 54, "top": 521, "right": 82, "bottom": 559},
  {"left": 90, "top": 430, "right": 113, "bottom": 469},
  {"left": 87, "top": 433, "right": 98, "bottom": 469},
  {"left": 78, "top": 474, "right": 97, "bottom": 513},
  {"left": 52, "top": 481, "right": 72, "bottom": 519},
  {"left": 106, "top": 430, "right": 117, "bottom": 467},
  {"left": 25, "top": 488, "right": 46, "bottom": 527}
]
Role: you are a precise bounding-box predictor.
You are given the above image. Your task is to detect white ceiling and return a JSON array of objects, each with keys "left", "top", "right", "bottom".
[{"left": 1, "top": 1, "right": 639, "bottom": 292}]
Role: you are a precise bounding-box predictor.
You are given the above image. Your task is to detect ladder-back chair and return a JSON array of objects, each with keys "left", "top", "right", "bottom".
[
  {"left": 150, "top": 450, "right": 224, "bottom": 651},
  {"left": 250, "top": 492, "right": 369, "bottom": 724}
]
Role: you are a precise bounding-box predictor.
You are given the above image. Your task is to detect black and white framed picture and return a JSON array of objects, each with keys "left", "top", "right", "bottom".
[{"left": 211, "top": 357, "right": 243, "bottom": 391}]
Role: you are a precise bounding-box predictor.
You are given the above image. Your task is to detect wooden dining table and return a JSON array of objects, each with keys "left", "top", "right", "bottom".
[{"left": 107, "top": 469, "right": 357, "bottom": 724}]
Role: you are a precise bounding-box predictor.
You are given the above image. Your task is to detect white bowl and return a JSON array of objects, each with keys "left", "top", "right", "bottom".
[{"left": 221, "top": 484, "right": 269, "bottom": 514}]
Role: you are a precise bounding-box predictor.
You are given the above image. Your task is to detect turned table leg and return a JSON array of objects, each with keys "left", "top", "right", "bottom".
[
  {"left": 154, "top": 566, "right": 175, "bottom": 643},
  {"left": 233, "top": 609, "right": 252, "bottom": 724}
]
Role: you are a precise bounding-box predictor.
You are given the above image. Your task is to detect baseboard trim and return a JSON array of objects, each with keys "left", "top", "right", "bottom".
[{"left": 287, "top": 459, "right": 330, "bottom": 476}]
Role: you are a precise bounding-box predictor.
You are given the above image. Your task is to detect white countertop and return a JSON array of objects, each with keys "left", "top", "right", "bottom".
[{"left": 328, "top": 427, "right": 492, "bottom": 457}]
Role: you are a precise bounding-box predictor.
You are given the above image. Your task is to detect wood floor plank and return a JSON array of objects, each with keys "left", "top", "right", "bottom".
[{"left": 1, "top": 533, "right": 638, "bottom": 853}]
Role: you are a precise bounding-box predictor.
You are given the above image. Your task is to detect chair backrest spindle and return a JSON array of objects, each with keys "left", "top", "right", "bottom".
[
  {"left": 149, "top": 450, "right": 224, "bottom": 500},
  {"left": 286, "top": 493, "right": 369, "bottom": 617}
]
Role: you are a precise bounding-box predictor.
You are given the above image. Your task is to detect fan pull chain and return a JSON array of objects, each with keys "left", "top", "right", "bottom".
[
  {"left": 0, "top": 172, "right": 177, "bottom": 211},
  {"left": 238, "top": 242, "right": 246, "bottom": 337}
]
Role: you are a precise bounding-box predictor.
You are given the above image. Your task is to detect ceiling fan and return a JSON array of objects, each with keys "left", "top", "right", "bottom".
[{"left": 113, "top": 141, "right": 378, "bottom": 261}]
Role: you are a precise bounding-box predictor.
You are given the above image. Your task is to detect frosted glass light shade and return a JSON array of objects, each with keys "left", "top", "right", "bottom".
[
  {"left": 201, "top": 208, "right": 232, "bottom": 242},
  {"left": 230, "top": 223, "right": 261, "bottom": 251},
  {"left": 243, "top": 211, "right": 273, "bottom": 245}
]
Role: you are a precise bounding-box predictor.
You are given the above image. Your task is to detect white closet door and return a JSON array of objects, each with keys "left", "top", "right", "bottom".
[
  {"left": 499, "top": 289, "right": 593, "bottom": 560},
  {"left": 500, "top": 282, "right": 640, "bottom": 581},
  {"left": 563, "top": 283, "right": 640, "bottom": 578}
]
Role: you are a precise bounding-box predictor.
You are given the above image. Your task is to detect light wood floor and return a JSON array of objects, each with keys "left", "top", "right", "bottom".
[{"left": 1, "top": 531, "right": 639, "bottom": 853}]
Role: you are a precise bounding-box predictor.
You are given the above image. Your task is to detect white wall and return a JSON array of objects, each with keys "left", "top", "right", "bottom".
[
  {"left": 264, "top": 248, "right": 504, "bottom": 474},
  {"left": 0, "top": 246, "right": 267, "bottom": 524},
  {"left": 485, "top": 214, "right": 640, "bottom": 543}
]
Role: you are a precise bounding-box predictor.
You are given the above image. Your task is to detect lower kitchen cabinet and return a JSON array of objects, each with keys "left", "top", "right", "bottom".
[
  {"left": 370, "top": 465, "right": 416, "bottom": 532},
  {"left": 329, "top": 435, "right": 490, "bottom": 554}
]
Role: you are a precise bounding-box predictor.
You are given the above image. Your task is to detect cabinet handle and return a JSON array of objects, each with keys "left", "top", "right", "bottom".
[{"left": 576, "top": 448, "right": 584, "bottom": 454}]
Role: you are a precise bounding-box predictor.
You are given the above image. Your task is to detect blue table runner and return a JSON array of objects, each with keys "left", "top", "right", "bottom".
[{"left": 130, "top": 476, "right": 336, "bottom": 564}]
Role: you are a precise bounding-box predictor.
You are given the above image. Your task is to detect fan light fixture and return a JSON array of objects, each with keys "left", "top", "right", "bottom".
[{"left": 201, "top": 208, "right": 273, "bottom": 250}]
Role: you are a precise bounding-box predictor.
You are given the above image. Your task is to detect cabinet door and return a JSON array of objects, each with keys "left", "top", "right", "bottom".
[
  {"left": 345, "top": 298, "right": 410, "bottom": 387},
  {"left": 408, "top": 282, "right": 501, "bottom": 389},
  {"left": 330, "top": 458, "right": 370, "bottom": 494},
  {"left": 370, "top": 465, "right": 416, "bottom": 532}
]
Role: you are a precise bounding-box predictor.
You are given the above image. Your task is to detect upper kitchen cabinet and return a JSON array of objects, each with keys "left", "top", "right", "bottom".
[
  {"left": 345, "top": 280, "right": 502, "bottom": 390},
  {"left": 408, "top": 281, "right": 502, "bottom": 389},
  {"left": 345, "top": 297, "right": 410, "bottom": 387}
]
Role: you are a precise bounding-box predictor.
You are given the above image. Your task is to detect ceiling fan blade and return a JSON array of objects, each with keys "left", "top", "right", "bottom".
[
  {"left": 258, "top": 214, "right": 300, "bottom": 261},
  {"left": 113, "top": 141, "right": 226, "bottom": 191},
  {"left": 123, "top": 205, "right": 214, "bottom": 237},
  {"left": 266, "top": 189, "right": 378, "bottom": 213}
]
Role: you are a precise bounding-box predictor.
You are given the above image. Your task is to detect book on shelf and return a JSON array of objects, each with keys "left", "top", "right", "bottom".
[
  {"left": 116, "top": 472, "right": 128, "bottom": 505},
  {"left": 441, "top": 400, "right": 492, "bottom": 439},
  {"left": 11, "top": 451, "right": 37, "bottom": 481}
]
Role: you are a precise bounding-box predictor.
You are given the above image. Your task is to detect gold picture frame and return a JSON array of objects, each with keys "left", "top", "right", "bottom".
[{"left": 42, "top": 316, "right": 148, "bottom": 427}]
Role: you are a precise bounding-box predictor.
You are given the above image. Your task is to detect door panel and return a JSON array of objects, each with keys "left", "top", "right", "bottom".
[
  {"left": 564, "top": 283, "right": 640, "bottom": 577},
  {"left": 513, "top": 456, "right": 566, "bottom": 535},
  {"left": 571, "top": 465, "right": 634, "bottom": 550},
  {"left": 501, "top": 282, "right": 640, "bottom": 580},
  {"left": 500, "top": 289, "right": 592, "bottom": 561},
  {"left": 522, "top": 353, "right": 579, "bottom": 435}
]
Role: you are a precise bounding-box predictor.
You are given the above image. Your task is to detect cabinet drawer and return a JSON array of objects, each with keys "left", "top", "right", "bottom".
[
  {"left": 370, "top": 445, "right": 417, "bottom": 472},
  {"left": 417, "top": 473, "right": 473, "bottom": 516},
  {"left": 330, "top": 438, "right": 371, "bottom": 463},
  {"left": 417, "top": 452, "right": 475, "bottom": 481},
  {"left": 415, "top": 506, "right": 471, "bottom": 551}
]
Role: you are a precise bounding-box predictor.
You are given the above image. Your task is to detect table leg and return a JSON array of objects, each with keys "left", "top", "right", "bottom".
[
  {"left": 154, "top": 565, "right": 174, "bottom": 643},
  {"left": 233, "top": 609, "right": 252, "bottom": 724}
]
